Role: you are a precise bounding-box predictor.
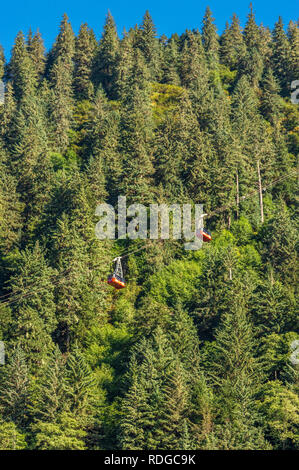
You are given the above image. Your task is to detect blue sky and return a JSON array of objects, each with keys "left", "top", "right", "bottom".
[{"left": 1, "top": 0, "right": 298, "bottom": 58}]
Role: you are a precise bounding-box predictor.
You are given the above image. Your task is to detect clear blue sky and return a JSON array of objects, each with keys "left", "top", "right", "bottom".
[{"left": 1, "top": 0, "right": 298, "bottom": 58}]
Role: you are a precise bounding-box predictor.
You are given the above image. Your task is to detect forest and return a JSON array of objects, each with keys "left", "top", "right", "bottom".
[{"left": 0, "top": 5, "right": 298, "bottom": 450}]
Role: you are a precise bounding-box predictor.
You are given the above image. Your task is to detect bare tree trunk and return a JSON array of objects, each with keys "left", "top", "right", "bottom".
[
  {"left": 257, "top": 160, "right": 264, "bottom": 223},
  {"left": 236, "top": 171, "right": 239, "bottom": 219}
]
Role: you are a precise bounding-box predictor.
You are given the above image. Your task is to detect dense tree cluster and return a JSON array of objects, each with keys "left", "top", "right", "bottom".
[{"left": 0, "top": 8, "right": 298, "bottom": 450}]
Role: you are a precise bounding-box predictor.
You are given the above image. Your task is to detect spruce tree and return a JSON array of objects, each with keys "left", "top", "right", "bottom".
[
  {"left": 114, "top": 30, "right": 135, "bottom": 100},
  {"left": 8, "top": 31, "right": 38, "bottom": 102},
  {"left": 119, "top": 364, "right": 148, "bottom": 450},
  {"left": 0, "top": 45, "right": 4, "bottom": 80},
  {"left": 9, "top": 89, "right": 52, "bottom": 231},
  {"left": 27, "top": 29, "right": 45, "bottom": 81},
  {"left": 158, "top": 361, "right": 191, "bottom": 449},
  {"left": 30, "top": 346, "right": 68, "bottom": 423},
  {"left": 272, "top": 17, "right": 291, "bottom": 93},
  {"left": 251, "top": 275, "right": 297, "bottom": 334},
  {"left": 93, "top": 11, "right": 119, "bottom": 97},
  {"left": 32, "top": 412, "right": 87, "bottom": 450},
  {"left": 162, "top": 38, "right": 181, "bottom": 85},
  {"left": 243, "top": 3, "right": 260, "bottom": 50},
  {"left": 261, "top": 68, "right": 282, "bottom": 123},
  {"left": 118, "top": 50, "right": 154, "bottom": 204},
  {"left": 179, "top": 32, "right": 208, "bottom": 90},
  {"left": 0, "top": 160, "right": 23, "bottom": 254},
  {"left": 65, "top": 347, "right": 97, "bottom": 428},
  {"left": 7, "top": 244, "right": 57, "bottom": 368},
  {"left": 208, "top": 284, "right": 268, "bottom": 449},
  {"left": 287, "top": 21, "right": 299, "bottom": 84},
  {"left": 0, "top": 419, "right": 27, "bottom": 449},
  {"left": 48, "top": 14, "right": 75, "bottom": 151},
  {"left": 48, "top": 13, "right": 75, "bottom": 71},
  {"left": 202, "top": 7, "right": 219, "bottom": 65},
  {"left": 74, "top": 24, "right": 97, "bottom": 100},
  {"left": 137, "top": 11, "right": 161, "bottom": 80},
  {"left": 85, "top": 87, "right": 118, "bottom": 203},
  {"left": 220, "top": 14, "right": 246, "bottom": 69},
  {"left": 0, "top": 346, "right": 30, "bottom": 427},
  {"left": 0, "top": 82, "right": 16, "bottom": 144},
  {"left": 258, "top": 202, "right": 298, "bottom": 285}
]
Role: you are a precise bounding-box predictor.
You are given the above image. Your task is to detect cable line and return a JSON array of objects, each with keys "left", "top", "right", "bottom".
[{"left": 0, "top": 169, "right": 297, "bottom": 298}]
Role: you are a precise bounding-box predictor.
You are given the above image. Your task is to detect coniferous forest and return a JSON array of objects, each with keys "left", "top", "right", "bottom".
[{"left": 0, "top": 6, "right": 298, "bottom": 451}]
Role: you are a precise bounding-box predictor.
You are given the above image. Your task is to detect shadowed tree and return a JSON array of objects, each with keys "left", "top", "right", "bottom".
[
  {"left": 93, "top": 11, "right": 119, "bottom": 97},
  {"left": 74, "top": 23, "right": 97, "bottom": 100}
]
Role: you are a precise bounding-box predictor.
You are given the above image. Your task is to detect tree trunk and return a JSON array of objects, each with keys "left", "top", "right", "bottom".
[
  {"left": 236, "top": 171, "right": 239, "bottom": 219},
  {"left": 257, "top": 160, "right": 264, "bottom": 223}
]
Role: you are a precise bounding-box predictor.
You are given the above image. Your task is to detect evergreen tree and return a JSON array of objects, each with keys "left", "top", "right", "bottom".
[
  {"left": 208, "top": 285, "right": 268, "bottom": 449},
  {"left": 27, "top": 29, "right": 45, "bottom": 81},
  {"left": 120, "top": 329, "right": 176, "bottom": 449},
  {"left": 0, "top": 8, "right": 297, "bottom": 452},
  {"left": 48, "top": 13, "right": 75, "bottom": 71},
  {"left": 190, "top": 373, "right": 215, "bottom": 449},
  {"left": 48, "top": 14, "right": 75, "bottom": 151},
  {"left": 220, "top": 14, "right": 246, "bottom": 69},
  {"left": 0, "top": 45, "right": 4, "bottom": 80},
  {"left": 261, "top": 68, "right": 282, "bottom": 123},
  {"left": 251, "top": 275, "right": 297, "bottom": 334},
  {"left": 240, "top": 5, "right": 264, "bottom": 86},
  {"left": 188, "top": 244, "right": 237, "bottom": 340},
  {"left": 259, "top": 381, "right": 299, "bottom": 449},
  {"left": 32, "top": 411, "right": 87, "bottom": 450},
  {"left": 287, "top": 20, "right": 299, "bottom": 84},
  {"left": 154, "top": 90, "right": 209, "bottom": 202},
  {"left": 9, "top": 88, "right": 52, "bottom": 231},
  {"left": 8, "top": 31, "right": 37, "bottom": 102},
  {"left": 272, "top": 17, "right": 291, "bottom": 93},
  {"left": 93, "top": 11, "right": 119, "bottom": 97},
  {"left": 0, "top": 419, "right": 27, "bottom": 449},
  {"left": 85, "top": 87, "right": 118, "bottom": 203},
  {"left": 0, "top": 160, "right": 23, "bottom": 253},
  {"left": 202, "top": 7, "right": 219, "bottom": 64},
  {"left": 118, "top": 50, "right": 154, "bottom": 204},
  {"left": 161, "top": 38, "right": 181, "bottom": 85},
  {"left": 243, "top": 4, "right": 261, "bottom": 50},
  {"left": 74, "top": 24, "right": 97, "bottom": 100},
  {"left": 158, "top": 361, "right": 191, "bottom": 449},
  {"left": 30, "top": 345, "right": 68, "bottom": 423},
  {"left": 259, "top": 25, "right": 273, "bottom": 66},
  {"left": 65, "top": 347, "right": 97, "bottom": 428},
  {"left": 7, "top": 244, "right": 57, "bottom": 368},
  {"left": 0, "top": 82, "right": 16, "bottom": 143},
  {"left": 114, "top": 30, "right": 135, "bottom": 100},
  {"left": 119, "top": 363, "right": 149, "bottom": 450},
  {"left": 50, "top": 203, "right": 110, "bottom": 350},
  {"left": 168, "top": 306, "right": 201, "bottom": 376},
  {"left": 49, "top": 56, "right": 73, "bottom": 152},
  {"left": 180, "top": 32, "right": 208, "bottom": 90},
  {"left": 0, "top": 346, "right": 30, "bottom": 427},
  {"left": 258, "top": 202, "right": 298, "bottom": 285},
  {"left": 137, "top": 11, "right": 161, "bottom": 80}
]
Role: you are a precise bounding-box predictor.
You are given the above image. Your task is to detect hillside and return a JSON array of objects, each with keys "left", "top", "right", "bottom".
[{"left": 0, "top": 8, "right": 298, "bottom": 450}]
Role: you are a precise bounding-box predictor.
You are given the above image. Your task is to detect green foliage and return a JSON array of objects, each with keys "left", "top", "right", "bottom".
[
  {"left": 231, "top": 216, "right": 254, "bottom": 245},
  {"left": 151, "top": 82, "right": 184, "bottom": 123},
  {"left": 258, "top": 381, "right": 299, "bottom": 449},
  {"left": 0, "top": 9, "right": 297, "bottom": 451},
  {"left": 0, "top": 420, "right": 27, "bottom": 449},
  {"left": 0, "top": 346, "right": 30, "bottom": 427},
  {"left": 32, "top": 412, "right": 87, "bottom": 450},
  {"left": 146, "top": 259, "right": 201, "bottom": 307}
]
